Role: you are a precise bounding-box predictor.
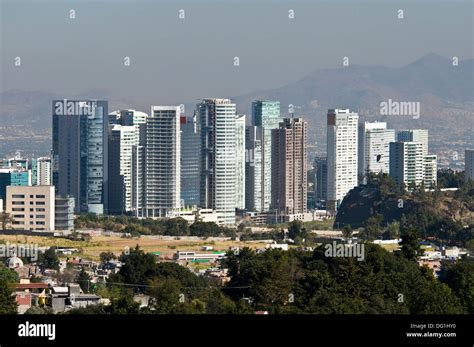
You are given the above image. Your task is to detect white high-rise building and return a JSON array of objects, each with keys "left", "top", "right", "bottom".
[
  {"left": 108, "top": 124, "right": 140, "bottom": 213},
  {"left": 252, "top": 101, "right": 280, "bottom": 211},
  {"left": 397, "top": 129, "right": 429, "bottom": 156},
  {"left": 144, "top": 106, "right": 181, "bottom": 218},
  {"left": 389, "top": 141, "right": 424, "bottom": 188},
  {"left": 107, "top": 110, "right": 148, "bottom": 215},
  {"left": 36, "top": 157, "right": 52, "bottom": 186},
  {"left": 358, "top": 122, "right": 395, "bottom": 182},
  {"left": 466, "top": 150, "right": 474, "bottom": 181},
  {"left": 327, "top": 109, "right": 359, "bottom": 211},
  {"left": 198, "top": 99, "right": 236, "bottom": 225},
  {"left": 423, "top": 155, "right": 437, "bottom": 188},
  {"left": 235, "top": 115, "right": 246, "bottom": 210}
]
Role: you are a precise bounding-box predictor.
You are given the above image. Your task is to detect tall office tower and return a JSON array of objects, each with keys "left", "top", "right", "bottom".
[
  {"left": 245, "top": 126, "right": 263, "bottom": 212},
  {"left": 252, "top": 100, "right": 280, "bottom": 211},
  {"left": 108, "top": 124, "right": 140, "bottom": 214},
  {"left": 466, "top": 150, "right": 474, "bottom": 181},
  {"left": 52, "top": 100, "right": 108, "bottom": 214},
  {"left": 198, "top": 98, "right": 237, "bottom": 225},
  {"left": 235, "top": 115, "right": 246, "bottom": 210},
  {"left": 108, "top": 109, "right": 148, "bottom": 216},
  {"left": 32, "top": 157, "right": 52, "bottom": 186},
  {"left": 327, "top": 109, "right": 359, "bottom": 212},
  {"left": 423, "top": 155, "right": 437, "bottom": 188},
  {"left": 109, "top": 109, "right": 148, "bottom": 126},
  {"left": 397, "top": 129, "right": 429, "bottom": 156},
  {"left": 180, "top": 115, "right": 200, "bottom": 208},
  {"left": 271, "top": 118, "right": 308, "bottom": 215},
  {"left": 144, "top": 106, "right": 181, "bottom": 218},
  {"left": 389, "top": 141, "right": 424, "bottom": 188},
  {"left": 314, "top": 157, "right": 328, "bottom": 202},
  {"left": 358, "top": 121, "right": 395, "bottom": 182}
]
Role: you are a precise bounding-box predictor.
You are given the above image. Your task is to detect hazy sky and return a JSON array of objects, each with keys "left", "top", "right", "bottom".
[{"left": 1, "top": 0, "right": 473, "bottom": 104}]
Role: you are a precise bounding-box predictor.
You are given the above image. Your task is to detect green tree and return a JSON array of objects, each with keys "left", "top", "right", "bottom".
[
  {"left": 99, "top": 251, "right": 116, "bottom": 263},
  {"left": 77, "top": 267, "right": 92, "bottom": 293},
  {"left": 38, "top": 247, "right": 60, "bottom": 270},
  {"left": 399, "top": 228, "right": 423, "bottom": 261},
  {"left": 0, "top": 264, "right": 19, "bottom": 314},
  {"left": 0, "top": 212, "right": 15, "bottom": 231}
]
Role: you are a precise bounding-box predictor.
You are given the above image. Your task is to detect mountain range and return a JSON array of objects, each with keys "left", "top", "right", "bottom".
[{"left": 0, "top": 53, "right": 472, "bottom": 163}]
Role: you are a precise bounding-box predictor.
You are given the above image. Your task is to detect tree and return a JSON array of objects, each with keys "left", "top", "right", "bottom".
[
  {"left": 342, "top": 225, "right": 353, "bottom": 240},
  {"left": 100, "top": 251, "right": 116, "bottom": 263},
  {"left": 0, "top": 264, "right": 19, "bottom": 314},
  {"left": 439, "top": 259, "right": 474, "bottom": 313},
  {"left": 38, "top": 247, "right": 60, "bottom": 270},
  {"left": 0, "top": 212, "right": 15, "bottom": 231},
  {"left": 77, "top": 267, "right": 92, "bottom": 293},
  {"left": 164, "top": 217, "right": 189, "bottom": 236},
  {"left": 399, "top": 228, "right": 423, "bottom": 261},
  {"left": 288, "top": 220, "right": 308, "bottom": 242}
]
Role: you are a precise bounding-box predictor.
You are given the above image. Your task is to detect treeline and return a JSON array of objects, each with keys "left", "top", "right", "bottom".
[
  {"left": 59, "top": 245, "right": 474, "bottom": 314},
  {"left": 75, "top": 215, "right": 236, "bottom": 238}
]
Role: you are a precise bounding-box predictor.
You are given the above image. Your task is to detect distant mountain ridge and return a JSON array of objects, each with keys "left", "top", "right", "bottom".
[{"left": 0, "top": 53, "right": 473, "bottom": 157}]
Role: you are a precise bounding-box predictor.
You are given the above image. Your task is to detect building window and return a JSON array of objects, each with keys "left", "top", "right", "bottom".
[{"left": 12, "top": 195, "right": 25, "bottom": 199}]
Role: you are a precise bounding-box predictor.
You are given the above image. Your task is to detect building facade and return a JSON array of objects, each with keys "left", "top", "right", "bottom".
[
  {"left": 180, "top": 115, "right": 200, "bottom": 208},
  {"left": 358, "top": 122, "right": 395, "bottom": 182},
  {"left": 465, "top": 150, "right": 474, "bottom": 181},
  {"left": 271, "top": 118, "right": 308, "bottom": 215},
  {"left": 52, "top": 100, "right": 108, "bottom": 214},
  {"left": 235, "top": 115, "right": 246, "bottom": 210},
  {"left": 6, "top": 185, "right": 55, "bottom": 231},
  {"left": 397, "top": 129, "right": 429, "bottom": 156},
  {"left": 389, "top": 141, "right": 424, "bottom": 188},
  {"left": 198, "top": 99, "right": 237, "bottom": 225},
  {"left": 143, "top": 106, "right": 181, "bottom": 218},
  {"left": 245, "top": 126, "right": 263, "bottom": 212},
  {"left": 326, "top": 109, "right": 359, "bottom": 211},
  {"left": 314, "top": 157, "right": 328, "bottom": 203},
  {"left": 252, "top": 100, "right": 280, "bottom": 212}
]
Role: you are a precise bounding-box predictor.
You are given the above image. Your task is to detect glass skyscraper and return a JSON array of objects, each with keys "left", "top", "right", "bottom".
[
  {"left": 252, "top": 100, "right": 280, "bottom": 211},
  {"left": 52, "top": 100, "right": 108, "bottom": 214}
]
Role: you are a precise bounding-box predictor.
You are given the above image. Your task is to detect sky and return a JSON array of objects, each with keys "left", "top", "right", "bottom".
[{"left": 1, "top": 0, "right": 473, "bottom": 104}]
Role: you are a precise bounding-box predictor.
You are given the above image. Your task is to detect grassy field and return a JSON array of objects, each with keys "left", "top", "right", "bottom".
[{"left": 0, "top": 234, "right": 269, "bottom": 261}]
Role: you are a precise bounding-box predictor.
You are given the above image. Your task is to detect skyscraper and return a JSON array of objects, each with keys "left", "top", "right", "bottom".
[
  {"left": 465, "top": 150, "right": 474, "bottom": 181},
  {"left": 235, "top": 115, "right": 246, "bottom": 210},
  {"left": 198, "top": 98, "right": 236, "bottom": 225},
  {"left": 327, "top": 109, "right": 358, "bottom": 212},
  {"left": 144, "top": 106, "right": 181, "bottom": 218},
  {"left": 314, "top": 157, "right": 328, "bottom": 203},
  {"left": 397, "top": 129, "right": 429, "bottom": 156},
  {"left": 107, "top": 110, "right": 147, "bottom": 215},
  {"left": 52, "top": 100, "right": 108, "bottom": 214},
  {"left": 271, "top": 118, "right": 308, "bottom": 215},
  {"left": 423, "top": 154, "right": 437, "bottom": 188},
  {"left": 389, "top": 141, "right": 424, "bottom": 188},
  {"left": 358, "top": 122, "right": 395, "bottom": 182},
  {"left": 180, "top": 115, "right": 200, "bottom": 208},
  {"left": 245, "top": 126, "right": 263, "bottom": 212},
  {"left": 252, "top": 100, "right": 280, "bottom": 211}
]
